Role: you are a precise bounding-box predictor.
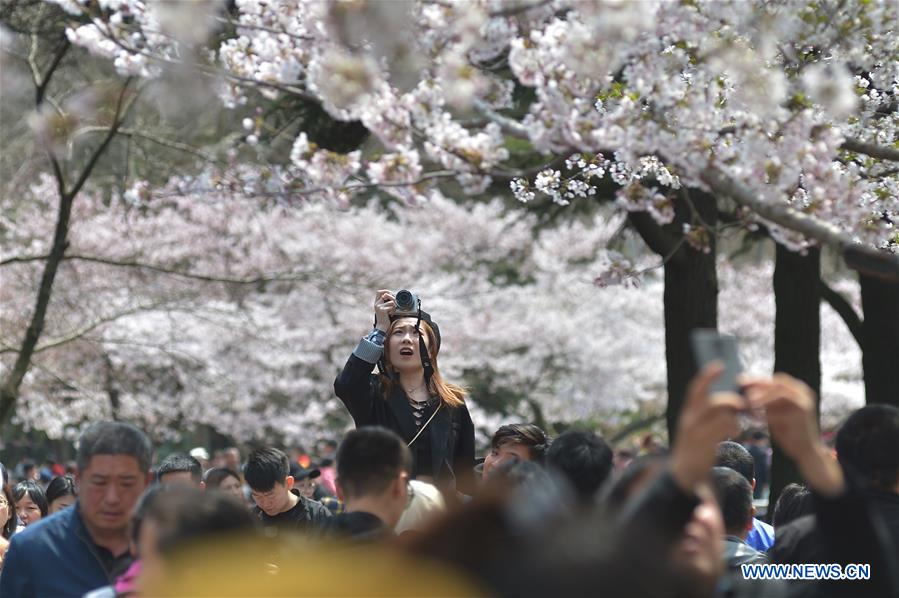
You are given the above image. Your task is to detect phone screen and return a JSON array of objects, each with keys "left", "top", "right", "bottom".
[{"left": 690, "top": 329, "right": 743, "bottom": 394}]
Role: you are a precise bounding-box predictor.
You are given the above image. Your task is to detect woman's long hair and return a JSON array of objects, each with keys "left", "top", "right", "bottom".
[
  {"left": 2, "top": 483, "right": 16, "bottom": 538},
  {"left": 379, "top": 319, "right": 467, "bottom": 408}
]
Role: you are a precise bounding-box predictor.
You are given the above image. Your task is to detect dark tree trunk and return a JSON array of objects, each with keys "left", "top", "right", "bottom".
[
  {"left": 664, "top": 245, "right": 719, "bottom": 441},
  {"left": 769, "top": 244, "right": 821, "bottom": 515},
  {"left": 859, "top": 274, "right": 899, "bottom": 407},
  {"left": 629, "top": 190, "right": 719, "bottom": 444}
]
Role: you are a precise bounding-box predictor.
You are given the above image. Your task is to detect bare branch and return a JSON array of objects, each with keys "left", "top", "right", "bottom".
[
  {"left": 214, "top": 16, "right": 313, "bottom": 42},
  {"left": 488, "top": 0, "right": 553, "bottom": 18},
  {"left": 627, "top": 211, "right": 682, "bottom": 263},
  {"left": 473, "top": 99, "right": 530, "bottom": 140},
  {"left": 0, "top": 78, "right": 136, "bottom": 425},
  {"left": 700, "top": 166, "right": 899, "bottom": 281},
  {"left": 0, "top": 253, "right": 318, "bottom": 285},
  {"left": 35, "top": 41, "right": 70, "bottom": 106},
  {"left": 72, "top": 126, "right": 222, "bottom": 165},
  {"left": 819, "top": 279, "right": 863, "bottom": 345},
  {"left": 841, "top": 138, "right": 899, "bottom": 163},
  {"left": 18, "top": 300, "right": 177, "bottom": 356},
  {"left": 67, "top": 78, "right": 135, "bottom": 199}
]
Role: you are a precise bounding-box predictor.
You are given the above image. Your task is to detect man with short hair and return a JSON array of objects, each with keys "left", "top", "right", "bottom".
[
  {"left": 710, "top": 466, "right": 768, "bottom": 570},
  {"left": 244, "top": 448, "right": 331, "bottom": 533},
  {"left": 325, "top": 427, "right": 411, "bottom": 541},
  {"left": 715, "top": 440, "right": 774, "bottom": 551},
  {"left": 481, "top": 423, "right": 549, "bottom": 480},
  {"left": 0, "top": 421, "right": 153, "bottom": 597},
  {"left": 156, "top": 452, "right": 203, "bottom": 486},
  {"left": 546, "top": 430, "right": 613, "bottom": 505}
]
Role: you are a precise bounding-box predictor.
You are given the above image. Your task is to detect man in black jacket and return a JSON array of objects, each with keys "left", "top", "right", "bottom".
[
  {"left": 324, "top": 427, "right": 411, "bottom": 542},
  {"left": 770, "top": 404, "right": 899, "bottom": 573},
  {"left": 244, "top": 448, "right": 331, "bottom": 533}
]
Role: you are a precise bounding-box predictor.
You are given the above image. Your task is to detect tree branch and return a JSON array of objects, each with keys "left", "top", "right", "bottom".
[
  {"left": 473, "top": 99, "right": 530, "bottom": 140},
  {"left": 700, "top": 166, "right": 899, "bottom": 281},
  {"left": 72, "top": 126, "right": 222, "bottom": 165},
  {"left": 0, "top": 253, "right": 319, "bottom": 285},
  {"left": 627, "top": 211, "right": 682, "bottom": 264},
  {"left": 818, "top": 279, "right": 863, "bottom": 345},
  {"left": 0, "top": 78, "right": 135, "bottom": 425},
  {"left": 841, "top": 137, "right": 899, "bottom": 163},
  {"left": 35, "top": 40, "right": 70, "bottom": 106},
  {"left": 488, "top": 0, "right": 553, "bottom": 17},
  {"left": 0, "top": 299, "right": 177, "bottom": 356}
]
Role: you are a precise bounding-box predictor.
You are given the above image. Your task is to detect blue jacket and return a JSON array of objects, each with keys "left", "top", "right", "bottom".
[
  {"left": 0, "top": 501, "right": 120, "bottom": 597},
  {"left": 746, "top": 516, "right": 775, "bottom": 552}
]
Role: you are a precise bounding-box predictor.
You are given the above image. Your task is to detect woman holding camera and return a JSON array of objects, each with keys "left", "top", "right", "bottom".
[{"left": 334, "top": 290, "right": 475, "bottom": 497}]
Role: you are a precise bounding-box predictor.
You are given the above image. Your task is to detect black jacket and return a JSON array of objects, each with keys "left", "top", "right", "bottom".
[
  {"left": 323, "top": 511, "right": 389, "bottom": 543},
  {"left": 252, "top": 489, "right": 332, "bottom": 533},
  {"left": 334, "top": 354, "right": 476, "bottom": 495}
]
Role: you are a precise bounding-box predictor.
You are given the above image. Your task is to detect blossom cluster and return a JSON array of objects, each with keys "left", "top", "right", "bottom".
[{"left": 48, "top": 0, "right": 897, "bottom": 253}]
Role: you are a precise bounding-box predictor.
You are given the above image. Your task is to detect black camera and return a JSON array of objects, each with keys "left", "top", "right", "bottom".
[{"left": 393, "top": 289, "right": 420, "bottom": 317}]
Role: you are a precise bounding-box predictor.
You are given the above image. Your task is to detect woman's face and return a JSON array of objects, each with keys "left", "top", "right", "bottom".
[
  {"left": 49, "top": 495, "right": 76, "bottom": 515},
  {"left": 16, "top": 493, "right": 42, "bottom": 526},
  {"left": 218, "top": 475, "right": 244, "bottom": 502},
  {"left": 296, "top": 477, "right": 316, "bottom": 499},
  {"left": 387, "top": 318, "right": 430, "bottom": 373}
]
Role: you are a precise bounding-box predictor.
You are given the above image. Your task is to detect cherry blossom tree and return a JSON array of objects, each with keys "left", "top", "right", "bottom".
[
  {"left": 0, "top": 0, "right": 891, "bottom": 458},
  {"left": 0, "top": 173, "right": 864, "bottom": 444}
]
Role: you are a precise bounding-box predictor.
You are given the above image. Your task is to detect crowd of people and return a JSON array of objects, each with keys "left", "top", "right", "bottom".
[{"left": 0, "top": 291, "right": 896, "bottom": 597}]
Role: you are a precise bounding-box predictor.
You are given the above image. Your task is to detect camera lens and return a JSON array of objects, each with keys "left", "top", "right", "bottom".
[{"left": 395, "top": 290, "right": 414, "bottom": 311}]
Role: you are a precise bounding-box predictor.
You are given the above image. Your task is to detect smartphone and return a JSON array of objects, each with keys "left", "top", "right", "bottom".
[{"left": 690, "top": 329, "right": 743, "bottom": 394}]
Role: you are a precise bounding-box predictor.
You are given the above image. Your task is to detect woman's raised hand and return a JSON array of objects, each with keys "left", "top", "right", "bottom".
[{"left": 374, "top": 289, "right": 395, "bottom": 332}]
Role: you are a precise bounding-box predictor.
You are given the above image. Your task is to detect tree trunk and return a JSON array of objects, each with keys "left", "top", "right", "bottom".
[
  {"left": 629, "top": 190, "right": 719, "bottom": 444},
  {"left": 859, "top": 274, "right": 899, "bottom": 407},
  {"left": 664, "top": 246, "right": 719, "bottom": 441},
  {"left": 769, "top": 244, "right": 821, "bottom": 515}
]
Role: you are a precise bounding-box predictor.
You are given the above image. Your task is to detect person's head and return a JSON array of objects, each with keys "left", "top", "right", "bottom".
[
  {"left": 546, "top": 430, "right": 613, "bottom": 504},
  {"left": 772, "top": 483, "right": 813, "bottom": 529},
  {"left": 715, "top": 441, "right": 755, "bottom": 488},
  {"left": 835, "top": 404, "right": 899, "bottom": 493},
  {"left": 22, "top": 461, "right": 38, "bottom": 482},
  {"left": 289, "top": 462, "right": 321, "bottom": 499},
  {"left": 46, "top": 474, "right": 78, "bottom": 514},
  {"left": 670, "top": 479, "right": 726, "bottom": 590},
  {"left": 203, "top": 467, "right": 244, "bottom": 502},
  {"left": 381, "top": 315, "right": 466, "bottom": 409},
  {"left": 385, "top": 317, "right": 433, "bottom": 374},
  {"left": 244, "top": 447, "right": 294, "bottom": 516},
  {"left": 13, "top": 480, "right": 48, "bottom": 526},
  {"left": 133, "top": 485, "right": 255, "bottom": 591},
  {"left": 603, "top": 457, "right": 724, "bottom": 590},
  {"left": 1, "top": 483, "right": 16, "bottom": 538},
  {"left": 483, "top": 423, "right": 549, "bottom": 479},
  {"left": 76, "top": 421, "right": 153, "bottom": 536},
  {"left": 709, "top": 467, "right": 753, "bottom": 539},
  {"left": 223, "top": 447, "right": 241, "bottom": 472},
  {"left": 189, "top": 447, "right": 210, "bottom": 470},
  {"left": 156, "top": 453, "right": 203, "bottom": 486},
  {"left": 337, "top": 427, "right": 411, "bottom": 528},
  {"left": 318, "top": 439, "right": 339, "bottom": 459}
]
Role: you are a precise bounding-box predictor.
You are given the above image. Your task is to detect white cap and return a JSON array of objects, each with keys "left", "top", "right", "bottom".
[
  {"left": 395, "top": 479, "right": 446, "bottom": 534},
  {"left": 189, "top": 447, "right": 210, "bottom": 461}
]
